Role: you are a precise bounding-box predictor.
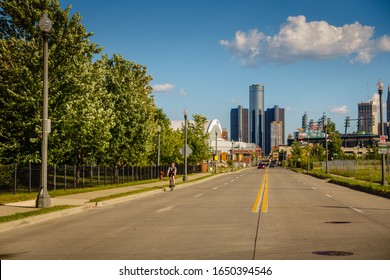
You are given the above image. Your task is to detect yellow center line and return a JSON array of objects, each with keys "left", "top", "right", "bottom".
[
  {"left": 252, "top": 169, "right": 269, "bottom": 213},
  {"left": 261, "top": 171, "right": 269, "bottom": 213}
]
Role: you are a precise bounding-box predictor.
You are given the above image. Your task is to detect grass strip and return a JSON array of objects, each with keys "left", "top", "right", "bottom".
[
  {"left": 0, "top": 205, "right": 76, "bottom": 223},
  {"left": 90, "top": 186, "right": 164, "bottom": 203},
  {"left": 306, "top": 169, "right": 390, "bottom": 199}
]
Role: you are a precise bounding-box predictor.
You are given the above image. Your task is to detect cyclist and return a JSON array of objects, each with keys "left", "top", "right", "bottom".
[{"left": 165, "top": 162, "right": 177, "bottom": 191}]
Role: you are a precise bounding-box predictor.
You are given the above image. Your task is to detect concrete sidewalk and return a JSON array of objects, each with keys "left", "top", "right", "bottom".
[{"left": 0, "top": 172, "right": 214, "bottom": 233}]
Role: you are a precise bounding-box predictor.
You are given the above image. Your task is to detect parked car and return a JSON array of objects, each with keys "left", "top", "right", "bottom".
[{"left": 257, "top": 163, "right": 266, "bottom": 169}]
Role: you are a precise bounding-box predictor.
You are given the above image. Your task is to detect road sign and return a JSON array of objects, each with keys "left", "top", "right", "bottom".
[
  {"left": 380, "top": 135, "right": 387, "bottom": 143},
  {"left": 179, "top": 145, "right": 192, "bottom": 158}
]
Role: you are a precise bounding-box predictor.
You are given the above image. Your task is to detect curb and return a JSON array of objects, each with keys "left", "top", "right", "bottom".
[{"left": 0, "top": 172, "right": 230, "bottom": 233}]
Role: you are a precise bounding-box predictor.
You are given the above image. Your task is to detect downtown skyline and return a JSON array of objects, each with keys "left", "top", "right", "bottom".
[{"left": 58, "top": 0, "right": 390, "bottom": 137}]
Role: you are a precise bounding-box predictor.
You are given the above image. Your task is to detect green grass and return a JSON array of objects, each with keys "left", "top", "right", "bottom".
[
  {"left": 90, "top": 186, "right": 164, "bottom": 202},
  {"left": 306, "top": 169, "right": 390, "bottom": 199},
  {"left": 0, "top": 205, "right": 76, "bottom": 223},
  {"left": 0, "top": 177, "right": 166, "bottom": 204},
  {"left": 0, "top": 173, "right": 216, "bottom": 223}
]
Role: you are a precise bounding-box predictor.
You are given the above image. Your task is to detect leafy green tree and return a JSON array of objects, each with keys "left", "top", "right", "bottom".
[
  {"left": 325, "top": 120, "right": 344, "bottom": 160},
  {"left": 187, "top": 114, "right": 210, "bottom": 165},
  {"left": 289, "top": 140, "right": 302, "bottom": 167},
  {"left": 101, "top": 54, "right": 156, "bottom": 167},
  {"left": 50, "top": 59, "right": 114, "bottom": 168},
  {"left": 0, "top": 0, "right": 108, "bottom": 168},
  {"left": 161, "top": 128, "right": 183, "bottom": 165},
  {"left": 150, "top": 108, "right": 182, "bottom": 166},
  {"left": 311, "top": 143, "right": 325, "bottom": 162}
]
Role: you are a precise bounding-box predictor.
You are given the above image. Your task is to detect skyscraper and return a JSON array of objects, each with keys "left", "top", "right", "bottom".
[
  {"left": 230, "top": 105, "right": 248, "bottom": 142},
  {"left": 265, "top": 105, "right": 285, "bottom": 155},
  {"left": 358, "top": 101, "right": 377, "bottom": 134},
  {"left": 387, "top": 85, "right": 390, "bottom": 122},
  {"left": 249, "top": 84, "right": 265, "bottom": 151}
]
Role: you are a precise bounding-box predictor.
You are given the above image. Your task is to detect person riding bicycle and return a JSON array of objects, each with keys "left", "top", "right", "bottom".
[{"left": 165, "top": 162, "right": 177, "bottom": 191}]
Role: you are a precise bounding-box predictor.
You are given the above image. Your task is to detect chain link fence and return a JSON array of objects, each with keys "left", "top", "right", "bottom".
[{"left": 0, "top": 164, "right": 201, "bottom": 194}]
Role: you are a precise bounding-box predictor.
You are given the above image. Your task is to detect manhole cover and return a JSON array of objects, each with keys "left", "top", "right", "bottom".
[
  {"left": 326, "top": 221, "right": 351, "bottom": 224},
  {"left": 312, "top": 251, "right": 354, "bottom": 256}
]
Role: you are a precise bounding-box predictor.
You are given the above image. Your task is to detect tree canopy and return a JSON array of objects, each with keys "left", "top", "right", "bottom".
[{"left": 0, "top": 0, "right": 212, "bottom": 169}]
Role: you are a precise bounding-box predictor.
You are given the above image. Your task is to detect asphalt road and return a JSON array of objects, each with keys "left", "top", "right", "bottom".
[{"left": 0, "top": 167, "right": 389, "bottom": 260}]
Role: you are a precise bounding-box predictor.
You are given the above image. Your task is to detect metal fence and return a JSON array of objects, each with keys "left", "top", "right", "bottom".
[
  {"left": 0, "top": 164, "right": 201, "bottom": 194},
  {"left": 321, "top": 159, "right": 389, "bottom": 173}
]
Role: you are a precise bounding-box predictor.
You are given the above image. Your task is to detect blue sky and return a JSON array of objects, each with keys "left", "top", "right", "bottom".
[{"left": 60, "top": 0, "right": 390, "bottom": 139}]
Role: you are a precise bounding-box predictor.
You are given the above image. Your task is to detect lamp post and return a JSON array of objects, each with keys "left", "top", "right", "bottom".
[
  {"left": 157, "top": 125, "right": 161, "bottom": 167},
  {"left": 323, "top": 113, "right": 329, "bottom": 174},
  {"left": 183, "top": 109, "right": 188, "bottom": 181},
  {"left": 231, "top": 140, "right": 234, "bottom": 171},
  {"left": 215, "top": 131, "right": 218, "bottom": 173},
  {"left": 36, "top": 13, "right": 52, "bottom": 208},
  {"left": 377, "top": 79, "right": 387, "bottom": 185}
]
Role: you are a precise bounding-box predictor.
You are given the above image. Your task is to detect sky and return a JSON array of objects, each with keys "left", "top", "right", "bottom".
[{"left": 59, "top": 0, "right": 390, "bottom": 139}]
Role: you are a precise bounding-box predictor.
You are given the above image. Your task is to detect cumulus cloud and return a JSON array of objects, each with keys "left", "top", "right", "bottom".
[
  {"left": 152, "top": 83, "right": 176, "bottom": 92},
  {"left": 220, "top": 15, "right": 390, "bottom": 66},
  {"left": 369, "top": 93, "right": 379, "bottom": 106},
  {"left": 330, "top": 105, "right": 349, "bottom": 114}
]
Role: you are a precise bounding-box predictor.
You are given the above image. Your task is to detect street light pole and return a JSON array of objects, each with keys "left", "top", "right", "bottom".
[
  {"left": 215, "top": 131, "right": 218, "bottom": 173},
  {"left": 323, "top": 113, "right": 329, "bottom": 174},
  {"left": 377, "top": 79, "right": 387, "bottom": 185},
  {"left": 36, "top": 13, "right": 52, "bottom": 208},
  {"left": 157, "top": 125, "right": 161, "bottom": 167},
  {"left": 183, "top": 109, "right": 188, "bottom": 181},
  {"left": 231, "top": 140, "right": 234, "bottom": 171}
]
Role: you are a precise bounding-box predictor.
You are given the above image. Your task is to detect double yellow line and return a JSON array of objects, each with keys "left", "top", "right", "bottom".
[{"left": 252, "top": 169, "right": 269, "bottom": 213}]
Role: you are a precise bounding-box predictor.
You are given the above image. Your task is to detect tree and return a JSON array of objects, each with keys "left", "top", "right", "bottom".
[
  {"left": 150, "top": 108, "right": 182, "bottom": 165},
  {"left": 289, "top": 140, "right": 302, "bottom": 168},
  {"left": 325, "top": 120, "right": 344, "bottom": 160},
  {"left": 187, "top": 114, "right": 210, "bottom": 165},
  {"left": 101, "top": 54, "right": 156, "bottom": 167},
  {"left": 0, "top": 0, "right": 108, "bottom": 167}
]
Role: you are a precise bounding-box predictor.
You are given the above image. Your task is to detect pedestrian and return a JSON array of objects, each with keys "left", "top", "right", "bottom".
[{"left": 165, "top": 162, "right": 177, "bottom": 191}]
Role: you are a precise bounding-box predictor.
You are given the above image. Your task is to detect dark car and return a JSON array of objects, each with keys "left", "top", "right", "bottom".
[{"left": 257, "top": 163, "right": 266, "bottom": 169}]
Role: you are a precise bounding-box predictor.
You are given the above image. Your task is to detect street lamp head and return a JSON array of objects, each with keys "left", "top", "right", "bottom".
[
  {"left": 183, "top": 109, "right": 188, "bottom": 117},
  {"left": 39, "top": 13, "right": 52, "bottom": 33},
  {"left": 377, "top": 79, "right": 384, "bottom": 91},
  {"left": 157, "top": 125, "right": 161, "bottom": 132}
]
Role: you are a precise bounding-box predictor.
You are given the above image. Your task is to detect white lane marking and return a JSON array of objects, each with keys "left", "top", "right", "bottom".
[
  {"left": 325, "top": 194, "right": 332, "bottom": 198},
  {"left": 193, "top": 194, "right": 203, "bottom": 198},
  {"left": 350, "top": 207, "right": 364, "bottom": 213},
  {"left": 311, "top": 187, "right": 317, "bottom": 190},
  {"left": 224, "top": 183, "right": 228, "bottom": 185},
  {"left": 231, "top": 180, "right": 235, "bottom": 182},
  {"left": 157, "top": 205, "right": 175, "bottom": 213},
  {"left": 236, "top": 176, "right": 240, "bottom": 179},
  {"left": 213, "top": 187, "right": 219, "bottom": 190}
]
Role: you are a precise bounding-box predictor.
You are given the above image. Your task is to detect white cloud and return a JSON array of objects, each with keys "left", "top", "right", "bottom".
[
  {"left": 330, "top": 105, "right": 349, "bottom": 114},
  {"left": 369, "top": 93, "right": 379, "bottom": 105},
  {"left": 152, "top": 83, "right": 176, "bottom": 92},
  {"left": 377, "top": 35, "right": 390, "bottom": 52},
  {"left": 220, "top": 15, "right": 390, "bottom": 66},
  {"left": 220, "top": 29, "right": 264, "bottom": 66},
  {"left": 179, "top": 89, "right": 188, "bottom": 96}
]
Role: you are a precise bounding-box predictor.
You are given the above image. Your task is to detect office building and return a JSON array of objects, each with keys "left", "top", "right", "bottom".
[
  {"left": 387, "top": 85, "right": 390, "bottom": 122},
  {"left": 230, "top": 105, "right": 248, "bottom": 142},
  {"left": 265, "top": 105, "right": 285, "bottom": 155},
  {"left": 358, "top": 101, "right": 378, "bottom": 134},
  {"left": 249, "top": 84, "right": 265, "bottom": 151}
]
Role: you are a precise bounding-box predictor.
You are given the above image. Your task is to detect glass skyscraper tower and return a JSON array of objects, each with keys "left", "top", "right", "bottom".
[{"left": 249, "top": 84, "right": 265, "bottom": 152}]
